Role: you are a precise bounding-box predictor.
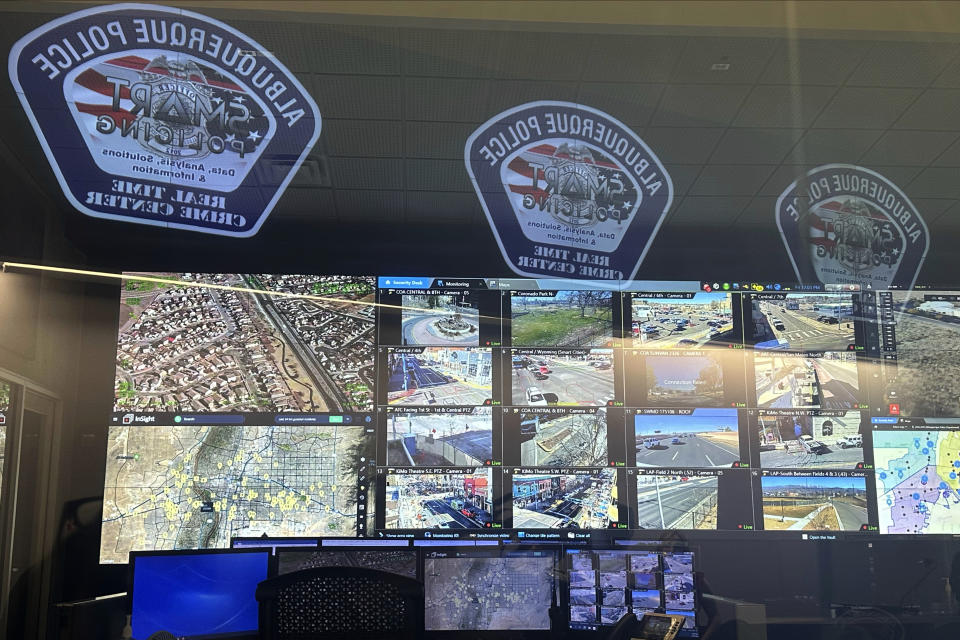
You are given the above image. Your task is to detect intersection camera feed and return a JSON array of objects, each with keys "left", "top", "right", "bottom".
[
  {"left": 511, "top": 469, "right": 618, "bottom": 529},
  {"left": 634, "top": 408, "right": 741, "bottom": 468},
  {"left": 510, "top": 290, "right": 614, "bottom": 347},
  {"left": 754, "top": 351, "right": 859, "bottom": 410},
  {"left": 756, "top": 410, "right": 863, "bottom": 469},
  {"left": 100, "top": 423, "right": 369, "bottom": 563},
  {"left": 385, "top": 347, "right": 492, "bottom": 406},
  {"left": 115, "top": 273, "right": 376, "bottom": 412},
  {"left": 400, "top": 293, "right": 479, "bottom": 346},
  {"left": 511, "top": 348, "right": 615, "bottom": 406},
  {"left": 424, "top": 550, "right": 555, "bottom": 631},
  {"left": 630, "top": 292, "right": 733, "bottom": 348},
  {"left": 384, "top": 469, "right": 492, "bottom": 529},
  {"left": 635, "top": 473, "right": 719, "bottom": 530},
  {"left": 385, "top": 407, "right": 492, "bottom": 466},
  {"left": 627, "top": 349, "right": 728, "bottom": 408},
  {"left": 760, "top": 472, "right": 868, "bottom": 531},
  {"left": 512, "top": 408, "right": 608, "bottom": 467},
  {"left": 751, "top": 293, "right": 855, "bottom": 351},
  {"left": 276, "top": 548, "right": 418, "bottom": 578},
  {"left": 873, "top": 423, "right": 960, "bottom": 534},
  {"left": 880, "top": 291, "right": 960, "bottom": 417}
]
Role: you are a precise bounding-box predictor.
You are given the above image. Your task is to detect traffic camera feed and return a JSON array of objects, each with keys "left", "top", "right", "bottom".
[
  {"left": 514, "top": 408, "right": 608, "bottom": 467},
  {"left": 511, "top": 349, "right": 615, "bottom": 406},
  {"left": 384, "top": 469, "right": 493, "bottom": 529},
  {"left": 628, "top": 350, "right": 726, "bottom": 408},
  {"left": 511, "top": 469, "right": 618, "bottom": 529},
  {"left": 754, "top": 351, "right": 860, "bottom": 410},
  {"left": 752, "top": 293, "right": 855, "bottom": 351},
  {"left": 635, "top": 473, "right": 719, "bottom": 530},
  {"left": 400, "top": 293, "right": 480, "bottom": 346},
  {"left": 631, "top": 292, "right": 733, "bottom": 348},
  {"left": 756, "top": 410, "right": 863, "bottom": 469},
  {"left": 385, "top": 347, "right": 492, "bottom": 406},
  {"left": 384, "top": 407, "right": 492, "bottom": 466},
  {"left": 510, "top": 290, "right": 614, "bottom": 347},
  {"left": 634, "top": 409, "right": 740, "bottom": 468},
  {"left": 760, "top": 473, "right": 868, "bottom": 531}
]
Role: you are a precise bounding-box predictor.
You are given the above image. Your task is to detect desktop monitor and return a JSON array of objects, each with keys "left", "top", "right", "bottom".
[{"left": 130, "top": 548, "right": 269, "bottom": 640}]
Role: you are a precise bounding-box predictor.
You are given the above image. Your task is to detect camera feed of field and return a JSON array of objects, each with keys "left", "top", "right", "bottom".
[
  {"left": 757, "top": 411, "right": 863, "bottom": 469},
  {"left": 518, "top": 409, "right": 608, "bottom": 467},
  {"left": 631, "top": 293, "right": 733, "bottom": 348},
  {"left": 401, "top": 294, "right": 479, "bottom": 346},
  {"left": 635, "top": 408, "right": 740, "bottom": 468},
  {"left": 761, "top": 474, "right": 867, "bottom": 531},
  {"left": 886, "top": 292, "right": 960, "bottom": 417},
  {"left": 642, "top": 352, "right": 725, "bottom": 407},
  {"left": 752, "top": 294, "right": 854, "bottom": 352},
  {"left": 754, "top": 352, "right": 859, "bottom": 410},
  {"left": 511, "top": 291, "right": 613, "bottom": 347},
  {"left": 635, "top": 475, "right": 718, "bottom": 530},
  {"left": 386, "top": 408, "right": 492, "bottom": 466}
]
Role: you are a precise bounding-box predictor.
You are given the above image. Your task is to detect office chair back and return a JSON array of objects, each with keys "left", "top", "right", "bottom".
[{"left": 256, "top": 566, "right": 423, "bottom": 640}]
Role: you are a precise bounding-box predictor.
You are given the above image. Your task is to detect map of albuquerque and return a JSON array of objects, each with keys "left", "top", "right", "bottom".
[
  {"left": 100, "top": 423, "right": 367, "bottom": 563},
  {"left": 115, "top": 273, "right": 376, "bottom": 413},
  {"left": 874, "top": 429, "right": 960, "bottom": 534}
]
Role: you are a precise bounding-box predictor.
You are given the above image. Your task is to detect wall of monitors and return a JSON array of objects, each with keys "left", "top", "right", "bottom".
[{"left": 100, "top": 273, "right": 960, "bottom": 561}]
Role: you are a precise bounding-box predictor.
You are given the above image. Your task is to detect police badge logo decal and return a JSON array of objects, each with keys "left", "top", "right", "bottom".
[
  {"left": 8, "top": 3, "right": 321, "bottom": 236},
  {"left": 465, "top": 101, "right": 673, "bottom": 280},
  {"left": 776, "top": 164, "right": 928, "bottom": 290}
]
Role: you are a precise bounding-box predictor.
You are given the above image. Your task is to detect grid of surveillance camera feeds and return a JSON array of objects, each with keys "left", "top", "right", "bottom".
[{"left": 101, "top": 274, "right": 960, "bottom": 562}]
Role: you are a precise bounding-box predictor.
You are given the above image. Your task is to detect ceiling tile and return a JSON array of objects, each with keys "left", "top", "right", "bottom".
[
  {"left": 492, "top": 32, "right": 585, "bottom": 81},
  {"left": 710, "top": 128, "right": 804, "bottom": 165},
  {"left": 786, "top": 130, "right": 883, "bottom": 165},
  {"left": 669, "top": 196, "right": 750, "bottom": 225},
  {"left": 404, "top": 160, "right": 473, "bottom": 192},
  {"left": 926, "top": 201, "right": 960, "bottom": 231},
  {"left": 930, "top": 136, "right": 960, "bottom": 167},
  {"left": 860, "top": 130, "right": 958, "bottom": 166},
  {"left": 274, "top": 188, "right": 338, "bottom": 221},
  {"left": 734, "top": 85, "right": 835, "bottom": 128},
  {"left": 812, "top": 87, "right": 921, "bottom": 129},
  {"left": 760, "top": 40, "right": 871, "bottom": 85},
  {"left": 583, "top": 35, "right": 687, "bottom": 83},
  {"left": 758, "top": 165, "right": 816, "bottom": 196},
  {"left": 892, "top": 89, "right": 960, "bottom": 130},
  {"left": 311, "top": 76, "right": 402, "bottom": 120},
  {"left": 652, "top": 84, "right": 751, "bottom": 127},
  {"left": 909, "top": 198, "right": 957, "bottom": 223},
  {"left": 905, "top": 167, "right": 960, "bottom": 199},
  {"left": 576, "top": 83, "right": 665, "bottom": 129},
  {"left": 405, "top": 122, "right": 479, "bottom": 159},
  {"left": 663, "top": 165, "right": 703, "bottom": 197},
  {"left": 405, "top": 78, "right": 494, "bottom": 122},
  {"left": 642, "top": 128, "right": 725, "bottom": 165},
  {"left": 732, "top": 196, "right": 779, "bottom": 225},
  {"left": 857, "top": 165, "right": 922, "bottom": 190},
  {"left": 670, "top": 37, "right": 778, "bottom": 84},
  {"left": 406, "top": 192, "right": 483, "bottom": 224},
  {"left": 402, "top": 27, "right": 502, "bottom": 78},
  {"left": 329, "top": 158, "right": 403, "bottom": 190},
  {"left": 485, "top": 81, "right": 579, "bottom": 116},
  {"left": 689, "top": 165, "right": 776, "bottom": 197},
  {"left": 848, "top": 42, "right": 960, "bottom": 88},
  {"left": 322, "top": 120, "right": 402, "bottom": 157},
  {"left": 240, "top": 22, "right": 400, "bottom": 75},
  {"left": 334, "top": 189, "right": 404, "bottom": 222}
]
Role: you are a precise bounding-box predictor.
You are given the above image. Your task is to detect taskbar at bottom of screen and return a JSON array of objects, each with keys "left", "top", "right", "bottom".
[{"left": 368, "top": 528, "right": 890, "bottom": 543}]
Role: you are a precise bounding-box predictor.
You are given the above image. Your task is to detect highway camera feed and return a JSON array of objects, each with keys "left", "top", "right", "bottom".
[
  {"left": 635, "top": 408, "right": 740, "bottom": 468},
  {"left": 635, "top": 475, "right": 718, "bottom": 530},
  {"left": 386, "top": 347, "right": 492, "bottom": 406},
  {"left": 753, "top": 293, "right": 855, "bottom": 351},
  {"left": 424, "top": 554, "right": 554, "bottom": 630},
  {"left": 385, "top": 408, "right": 492, "bottom": 466},
  {"left": 757, "top": 411, "right": 863, "bottom": 469},
  {"left": 631, "top": 292, "right": 733, "bottom": 348},
  {"left": 511, "top": 470, "right": 617, "bottom": 528},
  {"left": 754, "top": 351, "right": 859, "bottom": 410},
  {"left": 511, "top": 290, "right": 613, "bottom": 347},
  {"left": 511, "top": 349, "right": 615, "bottom": 406},
  {"left": 99, "top": 423, "right": 366, "bottom": 563},
  {"left": 885, "top": 292, "right": 960, "bottom": 417},
  {"left": 518, "top": 409, "right": 607, "bottom": 467},
  {"left": 385, "top": 470, "right": 492, "bottom": 529},
  {"left": 115, "top": 273, "right": 376, "bottom": 412},
  {"left": 761, "top": 474, "right": 867, "bottom": 531},
  {"left": 401, "top": 294, "right": 479, "bottom": 346}
]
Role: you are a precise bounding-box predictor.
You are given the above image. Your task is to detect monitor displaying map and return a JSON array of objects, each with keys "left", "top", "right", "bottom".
[{"left": 99, "top": 422, "right": 372, "bottom": 563}]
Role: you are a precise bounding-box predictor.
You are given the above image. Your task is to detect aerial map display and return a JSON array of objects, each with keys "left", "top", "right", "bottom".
[
  {"left": 115, "top": 273, "right": 376, "bottom": 413},
  {"left": 100, "top": 422, "right": 367, "bottom": 563}
]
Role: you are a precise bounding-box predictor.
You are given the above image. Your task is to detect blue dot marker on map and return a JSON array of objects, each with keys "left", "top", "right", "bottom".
[
  {"left": 954, "top": 460, "right": 960, "bottom": 468},
  {"left": 880, "top": 472, "right": 887, "bottom": 479},
  {"left": 921, "top": 475, "right": 928, "bottom": 484},
  {"left": 928, "top": 441, "right": 934, "bottom": 448},
  {"left": 922, "top": 448, "right": 929, "bottom": 454},
  {"left": 913, "top": 493, "right": 920, "bottom": 500},
  {"left": 951, "top": 472, "right": 958, "bottom": 479},
  {"left": 941, "top": 481, "right": 948, "bottom": 489}
]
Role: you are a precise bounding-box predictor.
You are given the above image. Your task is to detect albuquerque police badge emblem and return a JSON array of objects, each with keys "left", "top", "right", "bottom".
[
  {"left": 8, "top": 3, "right": 321, "bottom": 236},
  {"left": 776, "top": 164, "right": 928, "bottom": 290},
  {"left": 465, "top": 102, "right": 673, "bottom": 280}
]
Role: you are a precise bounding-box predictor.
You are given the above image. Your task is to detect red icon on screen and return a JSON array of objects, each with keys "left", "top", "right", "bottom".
[
  {"left": 702, "top": 284, "right": 712, "bottom": 292},
  {"left": 889, "top": 404, "right": 900, "bottom": 415}
]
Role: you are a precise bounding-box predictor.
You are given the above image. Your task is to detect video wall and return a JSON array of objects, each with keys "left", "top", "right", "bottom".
[{"left": 100, "top": 273, "right": 960, "bottom": 562}]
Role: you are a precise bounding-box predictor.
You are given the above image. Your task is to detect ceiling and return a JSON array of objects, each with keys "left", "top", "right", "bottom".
[{"left": 2, "top": 2, "right": 960, "bottom": 277}]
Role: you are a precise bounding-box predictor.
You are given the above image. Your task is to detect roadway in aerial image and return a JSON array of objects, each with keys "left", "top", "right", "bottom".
[{"left": 512, "top": 354, "right": 614, "bottom": 406}]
